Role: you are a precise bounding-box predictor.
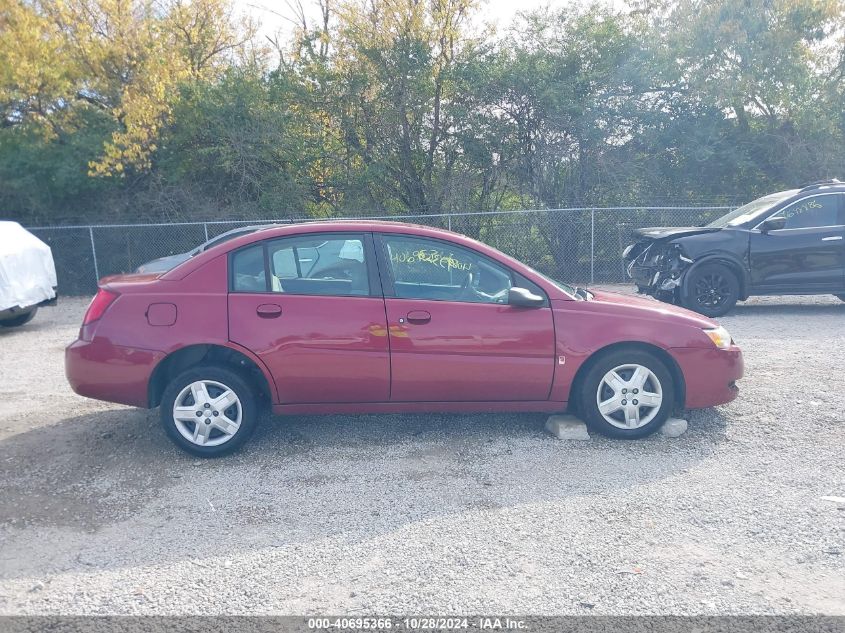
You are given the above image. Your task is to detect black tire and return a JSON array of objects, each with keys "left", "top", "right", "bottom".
[
  {"left": 0, "top": 308, "right": 37, "bottom": 328},
  {"left": 160, "top": 365, "right": 258, "bottom": 457},
  {"left": 578, "top": 348, "right": 675, "bottom": 439},
  {"left": 681, "top": 263, "right": 739, "bottom": 317}
]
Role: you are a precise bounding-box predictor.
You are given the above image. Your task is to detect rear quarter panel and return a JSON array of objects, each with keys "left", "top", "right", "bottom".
[{"left": 94, "top": 255, "right": 230, "bottom": 352}]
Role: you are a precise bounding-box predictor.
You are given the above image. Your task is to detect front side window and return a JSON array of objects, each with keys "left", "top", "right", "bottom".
[
  {"left": 776, "top": 194, "right": 841, "bottom": 229},
  {"left": 231, "top": 234, "right": 370, "bottom": 296},
  {"left": 382, "top": 235, "right": 513, "bottom": 304}
]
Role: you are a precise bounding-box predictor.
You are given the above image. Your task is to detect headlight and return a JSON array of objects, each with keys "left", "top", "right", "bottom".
[
  {"left": 704, "top": 326, "right": 733, "bottom": 349},
  {"left": 622, "top": 244, "right": 634, "bottom": 258}
]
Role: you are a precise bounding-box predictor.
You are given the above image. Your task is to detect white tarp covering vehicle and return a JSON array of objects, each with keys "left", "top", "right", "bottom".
[{"left": 0, "top": 221, "right": 57, "bottom": 327}]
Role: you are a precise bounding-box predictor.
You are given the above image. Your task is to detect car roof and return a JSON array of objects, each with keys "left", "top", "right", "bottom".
[
  {"left": 160, "top": 219, "right": 531, "bottom": 282},
  {"left": 253, "top": 219, "right": 441, "bottom": 233},
  {"left": 231, "top": 219, "right": 461, "bottom": 245},
  {"left": 767, "top": 184, "right": 845, "bottom": 206}
]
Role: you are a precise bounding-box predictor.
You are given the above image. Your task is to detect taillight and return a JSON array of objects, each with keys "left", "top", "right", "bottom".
[{"left": 83, "top": 289, "right": 118, "bottom": 325}]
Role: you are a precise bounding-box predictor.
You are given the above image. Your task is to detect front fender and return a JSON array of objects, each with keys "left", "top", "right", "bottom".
[
  {"left": 680, "top": 252, "right": 750, "bottom": 300},
  {"left": 672, "top": 230, "right": 750, "bottom": 299}
]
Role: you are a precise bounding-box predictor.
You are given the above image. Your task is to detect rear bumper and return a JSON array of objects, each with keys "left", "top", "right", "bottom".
[
  {"left": 65, "top": 338, "right": 164, "bottom": 408},
  {"left": 670, "top": 345, "right": 743, "bottom": 409}
]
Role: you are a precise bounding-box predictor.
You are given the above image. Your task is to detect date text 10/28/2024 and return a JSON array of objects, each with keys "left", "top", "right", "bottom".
[{"left": 307, "top": 617, "right": 527, "bottom": 630}]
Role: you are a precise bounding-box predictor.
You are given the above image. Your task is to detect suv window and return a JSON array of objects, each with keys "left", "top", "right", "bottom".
[
  {"left": 382, "top": 235, "right": 513, "bottom": 304},
  {"left": 230, "top": 234, "right": 370, "bottom": 296},
  {"left": 777, "top": 194, "right": 841, "bottom": 229}
]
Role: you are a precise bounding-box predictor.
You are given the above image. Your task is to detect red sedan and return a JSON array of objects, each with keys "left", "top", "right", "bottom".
[{"left": 65, "top": 221, "right": 743, "bottom": 456}]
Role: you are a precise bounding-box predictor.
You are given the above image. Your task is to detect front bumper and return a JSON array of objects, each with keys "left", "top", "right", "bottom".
[
  {"left": 66, "top": 338, "right": 164, "bottom": 408},
  {"left": 627, "top": 261, "right": 685, "bottom": 294},
  {"left": 670, "top": 345, "right": 743, "bottom": 409},
  {"left": 625, "top": 242, "right": 691, "bottom": 294},
  {"left": 628, "top": 262, "right": 661, "bottom": 287}
]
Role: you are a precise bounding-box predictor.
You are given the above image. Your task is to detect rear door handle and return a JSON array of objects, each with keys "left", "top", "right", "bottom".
[
  {"left": 821, "top": 236, "right": 843, "bottom": 241},
  {"left": 256, "top": 303, "right": 282, "bottom": 318},
  {"left": 406, "top": 310, "right": 431, "bottom": 324}
]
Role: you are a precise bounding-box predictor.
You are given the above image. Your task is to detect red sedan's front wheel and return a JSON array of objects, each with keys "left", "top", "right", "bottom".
[{"left": 579, "top": 349, "right": 675, "bottom": 439}]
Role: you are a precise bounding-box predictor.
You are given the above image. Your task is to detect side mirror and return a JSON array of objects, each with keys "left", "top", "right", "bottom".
[
  {"left": 508, "top": 286, "right": 545, "bottom": 308},
  {"left": 760, "top": 216, "right": 786, "bottom": 232}
]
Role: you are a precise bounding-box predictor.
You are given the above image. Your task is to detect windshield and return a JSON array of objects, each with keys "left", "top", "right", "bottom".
[
  {"left": 526, "top": 267, "right": 578, "bottom": 297},
  {"left": 707, "top": 191, "right": 796, "bottom": 228}
]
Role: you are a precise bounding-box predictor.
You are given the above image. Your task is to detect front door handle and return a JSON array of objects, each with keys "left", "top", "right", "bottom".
[
  {"left": 256, "top": 303, "right": 282, "bottom": 318},
  {"left": 406, "top": 310, "right": 431, "bottom": 324},
  {"left": 821, "top": 235, "right": 843, "bottom": 241}
]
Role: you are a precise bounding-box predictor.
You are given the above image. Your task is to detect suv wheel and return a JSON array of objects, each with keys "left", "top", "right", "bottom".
[
  {"left": 681, "top": 263, "right": 739, "bottom": 317},
  {"left": 161, "top": 366, "right": 258, "bottom": 457},
  {"left": 578, "top": 349, "right": 674, "bottom": 439}
]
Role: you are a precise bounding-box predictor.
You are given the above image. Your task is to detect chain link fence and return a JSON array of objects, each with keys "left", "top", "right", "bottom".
[{"left": 26, "top": 206, "right": 732, "bottom": 296}]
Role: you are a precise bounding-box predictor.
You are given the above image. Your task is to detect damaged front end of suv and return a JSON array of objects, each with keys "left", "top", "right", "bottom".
[
  {"left": 623, "top": 227, "right": 731, "bottom": 303},
  {"left": 624, "top": 239, "right": 693, "bottom": 302}
]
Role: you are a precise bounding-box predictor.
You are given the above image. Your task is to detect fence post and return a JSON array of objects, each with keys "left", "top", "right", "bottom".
[
  {"left": 88, "top": 226, "right": 100, "bottom": 284},
  {"left": 590, "top": 209, "right": 595, "bottom": 284},
  {"left": 203, "top": 222, "right": 209, "bottom": 242},
  {"left": 447, "top": 214, "right": 452, "bottom": 231}
]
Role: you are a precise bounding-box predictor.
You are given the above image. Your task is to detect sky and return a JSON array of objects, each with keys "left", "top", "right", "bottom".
[{"left": 232, "top": 0, "right": 596, "bottom": 44}]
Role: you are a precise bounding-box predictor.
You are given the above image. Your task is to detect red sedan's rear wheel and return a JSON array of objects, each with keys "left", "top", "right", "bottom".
[
  {"left": 160, "top": 365, "right": 258, "bottom": 457},
  {"left": 578, "top": 349, "right": 675, "bottom": 439}
]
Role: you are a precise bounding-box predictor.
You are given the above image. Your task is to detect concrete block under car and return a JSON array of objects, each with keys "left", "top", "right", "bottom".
[
  {"left": 660, "top": 417, "right": 688, "bottom": 438},
  {"left": 545, "top": 414, "right": 591, "bottom": 440}
]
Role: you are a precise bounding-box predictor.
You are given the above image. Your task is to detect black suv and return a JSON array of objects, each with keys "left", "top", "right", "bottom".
[{"left": 623, "top": 180, "right": 845, "bottom": 316}]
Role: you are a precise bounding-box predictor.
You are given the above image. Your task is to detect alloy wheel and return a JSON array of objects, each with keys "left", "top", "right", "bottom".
[
  {"left": 694, "top": 272, "right": 731, "bottom": 308},
  {"left": 595, "top": 364, "right": 663, "bottom": 429},
  {"left": 172, "top": 380, "right": 242, "bottom": 447}
]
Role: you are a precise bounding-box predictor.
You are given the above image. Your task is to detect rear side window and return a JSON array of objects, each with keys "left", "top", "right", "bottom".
[
  {"left": 230, "top": 235, "right": 370, "bottom": 296},
  {"left": 779, "top": 194, "right": 840, "bottom": 229},
  {"left": 231, "top": 245, "right": 266, "bottom": 292},
  {"left": 267, "top": 235, "right": 369, "bottom": 296}
]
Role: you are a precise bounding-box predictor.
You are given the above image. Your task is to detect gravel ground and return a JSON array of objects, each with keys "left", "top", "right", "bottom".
[{"left": 0, "top": 288, "right": 843, "bottom": 615}]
